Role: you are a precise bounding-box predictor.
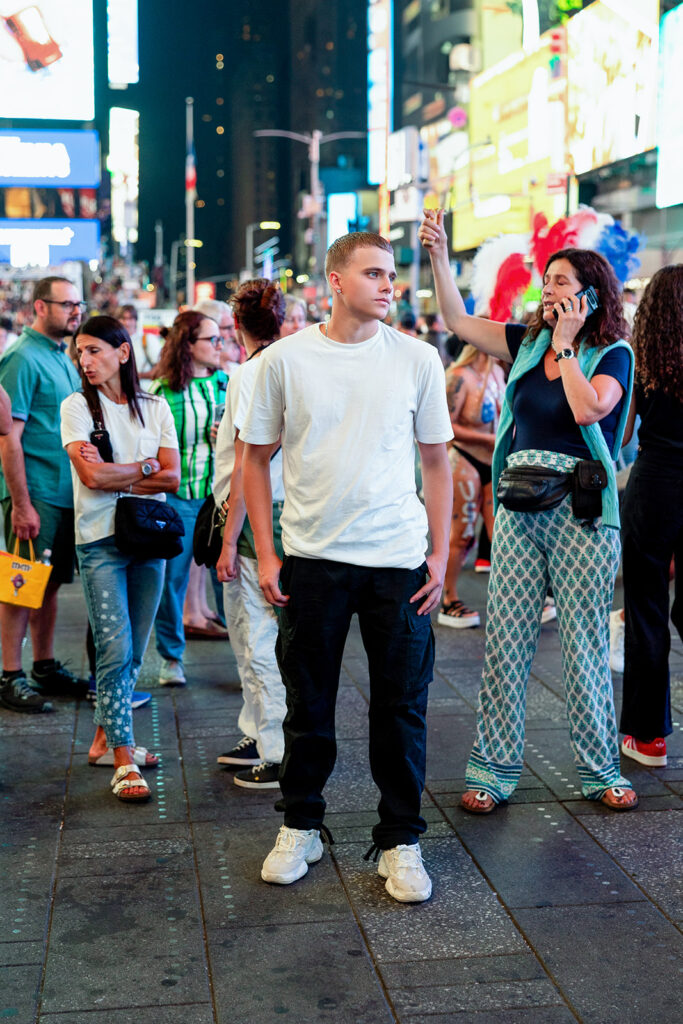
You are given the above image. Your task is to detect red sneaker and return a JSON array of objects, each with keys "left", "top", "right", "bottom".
[
  {"left": 620, "top": 735, "right": 667, "bottom": 767},
  {"left": 473, "top": 558, "right": 491, "bottom": 573}
]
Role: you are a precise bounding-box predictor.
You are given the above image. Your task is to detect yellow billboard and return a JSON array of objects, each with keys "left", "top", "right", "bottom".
[{"left": 450, "top": 30, "right": 569, "bottom": 253}]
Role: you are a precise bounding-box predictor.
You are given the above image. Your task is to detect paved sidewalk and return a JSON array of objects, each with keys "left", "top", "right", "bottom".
[{"left": 1, "top": 569, "right": 682, "bottom": 1024}]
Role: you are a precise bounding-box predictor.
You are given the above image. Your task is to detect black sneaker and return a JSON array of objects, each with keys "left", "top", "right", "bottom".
[
  {"left": 30, "top": 661, "right": 90, "bottom": 700},
  {"left": 0, "top": 674, "right": 54, "bottom": 714},
  {"left": 217, "top": 736, "right": 260, "bottom": 766},
  {"left": 234, "top": 762, "right": 281, "bottom": 789}
]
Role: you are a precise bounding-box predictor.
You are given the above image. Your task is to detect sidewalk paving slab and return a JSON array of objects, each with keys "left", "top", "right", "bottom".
[{"left": 1, "top": 571, "right": 682, "bottom": 1023}]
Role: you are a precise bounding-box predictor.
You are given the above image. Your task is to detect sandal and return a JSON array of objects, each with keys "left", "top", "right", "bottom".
[
  {"left": 110, "top": 763, "right": 152, "bottom": 803},
  {"left": 460, "top": 790, "right": 497, "bottom": 814},
  {"left": 600, "top": 786, "right": 639, "bottom": 812},
  {"left": 437, "top": 600, "right": 480, "bottom": 630},
  {"left": 89, "top": 746, "right": 159, "bottom": 768}
]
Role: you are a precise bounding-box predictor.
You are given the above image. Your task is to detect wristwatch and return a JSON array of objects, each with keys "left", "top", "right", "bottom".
[
  {"left": 554, "top": 348, "right": 575, "bottom": 362},
  {"left": 140, "top": 461, "right": 154, "bottom": 477}
]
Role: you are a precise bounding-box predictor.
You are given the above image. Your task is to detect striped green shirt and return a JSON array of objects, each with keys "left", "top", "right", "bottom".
[{"left": 150, "top": 371, "right": 228, "bottom": 499}]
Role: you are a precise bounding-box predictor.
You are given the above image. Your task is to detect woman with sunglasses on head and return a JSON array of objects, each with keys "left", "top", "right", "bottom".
[
  {"left": 150, "top": 311, "right": 229, "bottom": 686},
  {"left": 419, "top": 209, "right": 638, "bottom": 814},
  {"left": 60, "top": 316, "right": 180, "bottom": 802}
]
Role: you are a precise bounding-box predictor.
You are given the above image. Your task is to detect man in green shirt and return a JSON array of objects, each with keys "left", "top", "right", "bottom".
[{"left": 0, "top": 276, "right": 88, "bottom": 714}]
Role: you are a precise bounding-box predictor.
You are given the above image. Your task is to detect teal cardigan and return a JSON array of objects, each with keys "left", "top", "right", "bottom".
[{"left": 491, "top": 328, "right": 634, "bottom": 529}]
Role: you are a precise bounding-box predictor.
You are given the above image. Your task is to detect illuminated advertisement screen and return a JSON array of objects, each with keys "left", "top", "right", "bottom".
[
  {"left": 108, "top": 108, "right": 139, "bottom": 248},
  {"left": 0, "top": 1, "right": 95, "bottom": 121},
  {"left": 656, "top": 4, "right": 683, "bottom": 210},
  {"left": 107, "top": 0, "right": 139, "bottom": 86},
  {"left": 367, "top": 0, "right": 393, "bottom": 186},
  {"left": 0, "top": 130, "right": 100, "bottom": 188},
  {"left": 327, "top": 193, "right": 358, "bottom": 247},
  {"left": 567, "top": 0, "right": 658, "bottom": 176},
  {"left": 0, "top": 219, "right": 100, "bottom": 268},
  {"left": 451, "top": 31, "right": 568, "bottom": 253}
]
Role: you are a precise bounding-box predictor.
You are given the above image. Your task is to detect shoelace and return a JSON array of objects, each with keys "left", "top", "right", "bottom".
[
  {"left": 389, "top": 846, "right": 424, "bottom": 870},
  {"left": 13, "top": 677, "right": 42, "bottom": 699},
  {"left": 234, "top": 736, "right": 255, "bottom": 752}
]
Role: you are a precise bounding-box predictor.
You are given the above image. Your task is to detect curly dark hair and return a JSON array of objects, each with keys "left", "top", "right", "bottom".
[
  {"left": 155, "top": 310, "right": 217, "bottom": 392},
  {"left": 524, "top": 248, "right": 630, "bottom": 350},
  {"left": 631, "top": 265, "right": 683, "bottom": 397},
  {"left": 230, "top": 278, "right": 285, "bottom": 341}
]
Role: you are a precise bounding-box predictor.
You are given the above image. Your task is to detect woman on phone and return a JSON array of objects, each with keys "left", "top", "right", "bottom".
[
  {"left": 619, "top": 266, "right": 683, "bottom": 768},
  {"left": 60, "top": 316, "right": 180, "bottom": 803},
  {"left": 150, "top": 311, "right": 229, "bottom": 686},
  {"left": 419, "top": 209, "right": 638, "bottom": 813}
]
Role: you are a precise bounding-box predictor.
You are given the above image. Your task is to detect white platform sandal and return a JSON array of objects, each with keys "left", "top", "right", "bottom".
[{"left": 110, "top": 763, "right": 152, "bottom": 803}]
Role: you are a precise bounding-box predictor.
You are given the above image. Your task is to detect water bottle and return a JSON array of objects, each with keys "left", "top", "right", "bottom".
[{"left": 40, "top": 548, "right": 52, "bottom": 565}]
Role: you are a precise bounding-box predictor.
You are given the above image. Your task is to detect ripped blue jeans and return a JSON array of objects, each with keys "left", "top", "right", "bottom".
[{"left": 77, "top": 536, "right": 164, "bottom": 749}]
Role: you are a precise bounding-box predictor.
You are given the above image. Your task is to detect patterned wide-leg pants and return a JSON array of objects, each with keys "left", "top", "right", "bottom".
[{"left": 465, "top": 450, "right": 631, "bottom": 802}]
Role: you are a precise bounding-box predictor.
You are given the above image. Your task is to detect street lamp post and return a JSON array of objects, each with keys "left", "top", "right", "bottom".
[{"left": 254, "top": 129, "right": 365, "bottom": 281}]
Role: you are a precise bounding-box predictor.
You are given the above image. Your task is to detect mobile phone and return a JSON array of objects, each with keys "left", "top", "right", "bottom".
[
  {"left": 553, "top": 285, "right": 600, "bottom": 319},
  {"left": 5, "top": 7, "right": 62, "bottom": 71},
  {"left": 213, "top": 404, "right": 225, "bottom": 426}
]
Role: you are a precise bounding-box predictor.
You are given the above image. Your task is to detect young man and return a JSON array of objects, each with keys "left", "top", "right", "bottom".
[
  {"left": 0, "top": 276, "right": 87, "bottom": 713},
  {"left": 240, "top": 232, "right": 453, "bottom": 903}
]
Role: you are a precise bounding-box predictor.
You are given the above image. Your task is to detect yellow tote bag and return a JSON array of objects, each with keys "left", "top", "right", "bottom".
[{"left": 0, "top": 539, "right": 53, "bottom": 609}]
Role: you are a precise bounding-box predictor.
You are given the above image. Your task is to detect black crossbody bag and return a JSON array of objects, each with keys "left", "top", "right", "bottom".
[{"left": 89, "top": 405, "right": 185, "bottom": 560}]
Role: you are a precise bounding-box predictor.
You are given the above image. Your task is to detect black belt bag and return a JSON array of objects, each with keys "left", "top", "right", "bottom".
[
  {"left": 571, "top": 459, "right": 607, "bottom": 520},
  {"left": 497, "top": 466, "right": 571, "bottom": 513}
]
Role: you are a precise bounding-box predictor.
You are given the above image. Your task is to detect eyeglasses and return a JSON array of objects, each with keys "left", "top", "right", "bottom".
[
  {"left": 194, "top": 335, "right": 223, "bottom": 348},
  {"left": 43, "top": 299, "right": 87, "bottom": 314}
]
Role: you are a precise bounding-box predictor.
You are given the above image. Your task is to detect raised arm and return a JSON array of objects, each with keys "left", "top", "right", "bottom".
[{"left": 418, "top": 209, "right": 512, "bottom": 363}]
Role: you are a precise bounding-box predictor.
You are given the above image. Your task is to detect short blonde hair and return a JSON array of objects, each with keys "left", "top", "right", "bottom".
[{"left": 325, "top": 232, "right": 393, "bottom": 280}]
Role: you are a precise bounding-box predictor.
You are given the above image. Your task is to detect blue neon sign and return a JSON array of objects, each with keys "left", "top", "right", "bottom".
[{"left": 0, "top": 130, "right": 100, "bottom": 189}]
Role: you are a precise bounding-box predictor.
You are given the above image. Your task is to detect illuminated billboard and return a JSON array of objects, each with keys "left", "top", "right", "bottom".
[
  {"left": 656, "top": 4, "right": 683, "bottom": 210},
  {"left": 0, "top": 219, "right": 100, "bottom": 268},
  {"left": 450, "top": 31, "right": 568, "bottom": 253},
  {"left": 107, "top": 108, "right": 140, "bottom": 253},
  {"left": 567, "top": 0, "right": 658, "bottom": 176},
  {"left": 0, "top": 1, "right": 95, "bottom": 120},
  {"left": 367, "top": 0, "right": 393, "bottom": 185},
  {"left": 0, "top": 130, "right": 100, "bottom": 188},
  {"left": 107, "top": 0, "right": 139, "bottom": 86}
]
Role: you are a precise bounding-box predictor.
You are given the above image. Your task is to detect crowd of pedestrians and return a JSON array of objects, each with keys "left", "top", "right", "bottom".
[{"left": 0, "top": 219, "right": 680, "bottom": 899}]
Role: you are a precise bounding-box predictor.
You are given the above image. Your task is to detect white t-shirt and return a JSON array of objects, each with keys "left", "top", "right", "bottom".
[
  {"left": 213, "top": 357, "right": 284, "bottom": 505},
  {"left": 240, "top": 321, "right": 452, "bottom": 569},
  {"left": 60, "top": 391, "right": 179, "bottom": 545}
]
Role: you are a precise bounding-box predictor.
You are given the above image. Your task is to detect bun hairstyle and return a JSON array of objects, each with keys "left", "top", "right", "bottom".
[{"left": 230, "top": 279, "right": 285, "bottom": 341}]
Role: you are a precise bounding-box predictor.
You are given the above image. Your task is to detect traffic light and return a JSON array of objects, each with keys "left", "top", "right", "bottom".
[{"left": 549, "top": 28, "right": 565, "bottom": 79}]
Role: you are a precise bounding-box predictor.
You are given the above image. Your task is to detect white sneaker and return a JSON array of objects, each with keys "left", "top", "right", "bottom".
[
  {"left": 159, "top": 659, "right": 186, "bottom": 686},
  {"left": 609, "top": 609, "right": 625, "bottom": 673},
  {"left": 377, "top": 843, "right": 432, "bottom": 903},
  {"left": 541, "top": 597, "right": 557, "bottom": 625},
  {"left": 261, "top": 825, "right": 324, "bottom": 884}
]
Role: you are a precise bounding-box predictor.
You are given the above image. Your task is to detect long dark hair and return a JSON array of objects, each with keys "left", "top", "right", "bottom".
[
  {"left": 76, "top": 315, "right": 147, "bottom": 425},
  {"left": 230, "top": 279, "right": 285, "bottom": 341},
  {"left": 524, "top": 248, "right": 630, "bottom": 350},
  {"left": 155, "top": 310, "right": 217, "bottom": 392},
  {"left": 632, "top": 265, "right": 683, "bottom": 397}
]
